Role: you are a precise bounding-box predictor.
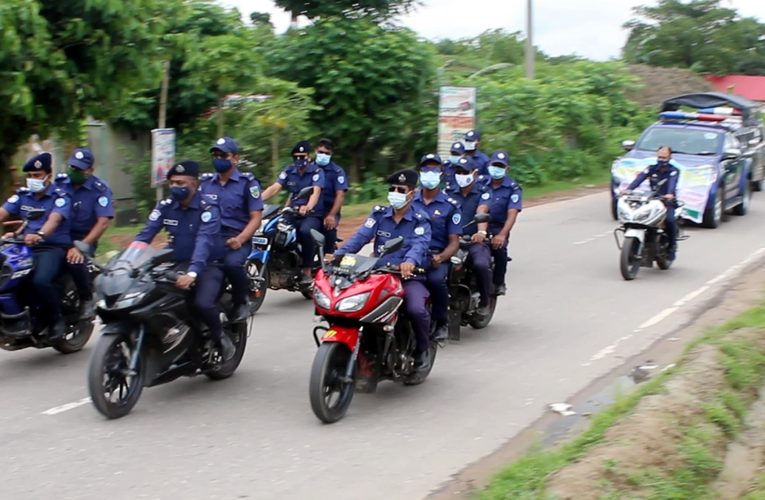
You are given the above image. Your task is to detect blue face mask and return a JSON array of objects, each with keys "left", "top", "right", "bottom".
[
  {"left": 488, "top": 166, "right": 506, "bottom": 180},
  {"left": 420, "top": 171, "right": 441, "bottom": 190},
  {"left": 213, "top": 158, "right": 232, "bottom": 173},
  {"left": 449, "top": 155, "right": 461, "bottom": 164},
  {"left": 315, "top": 153, "right": 331, "bottom": 167},
  {"left": 657, "top": 160, "right": 670, "bottom": 168},
  {"left": 388, "top": 191, "right": 409, "bottom": 209},
  {"left": 170, "top": 186, "right": 190, "bottom": 201}
]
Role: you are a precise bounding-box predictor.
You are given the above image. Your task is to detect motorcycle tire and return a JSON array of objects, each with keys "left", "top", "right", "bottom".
[
  {"left": 468, "top": 295, "right": 497, "bottom": 330},
  {"left": 88, "top": 333, "right": 145, "bottom": 419},
  {"left": 309, "top": 342, "right": 355, "bottom": 424},
  {"left": 52, "top": 319, "right": 94, "bottom": 354},
  {"left": 620, "top": 236, "right": 641, "bottom": 281},
  {"left": 404, "top": 341, "right": 438, "bottom": 386},
  {"left": 206, "top": 322, "right": 247, "bottom": 380},
  {"left": 246, "top": 260, "right": 269, "bottom": 315},
  {"left": 300, "top": 286, "right": 313, "bottom": 300}
]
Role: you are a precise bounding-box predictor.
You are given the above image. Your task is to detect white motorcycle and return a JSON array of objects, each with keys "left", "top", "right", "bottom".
[{"left": 614, "top": 189, "right": 683, "bottom": 281}]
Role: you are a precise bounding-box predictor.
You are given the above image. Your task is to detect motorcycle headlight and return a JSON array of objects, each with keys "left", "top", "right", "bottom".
[
  {"left": 314, "top": 288, "right": 331, "bottom": 310},
  {"left": 336, "top": 292, "right": 371, "bottom": 313},
  {"left": 115, "top": 291, "right": 146, "bottom": 308}
]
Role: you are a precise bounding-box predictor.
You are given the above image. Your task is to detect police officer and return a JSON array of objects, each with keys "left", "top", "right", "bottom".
[
  {"left": 463, "top": 130, "right": 490, "bottom": 176},
  {"left": 135, "top": 161, "right": 235, "bottom": 360},
  {"left": 261, "top": 140, "right": 325, "bottom": 286},
  {"left": 0, "top": 153, "right": 72, "bottom": 339},
  {"left": 624, "top": 146, "right": 680, "bottom": 260},
  {"left": 486, "top": 150, "right": 522, "bottom": 296},
  {"left": 200, "top": 137, "right": 263, "bottom": 322},
  {"left": 413, "top": 153, "right": 462, "bottom": 342},
  {"left": 447, "top": 157, "right": 493, "bottom": 316},
  {"left": 314, "top": 138, "right": 349, "bottom": 254},
  {"left": 333, "top": 169, "right": 433, "bottom": 371},
  {"left": 56, "top": 147, "right": 114, "bottom": 317},
  {"left": 443, "top": 141, "right": 466, "bottom": 191}
]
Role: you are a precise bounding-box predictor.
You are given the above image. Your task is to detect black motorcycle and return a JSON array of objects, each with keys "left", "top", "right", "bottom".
[
  {"left": 86, "top": 242, "right": 247, "bottom": 419},
  {"left": 447, "top": 213, "right": 496, "bottom": 341}
]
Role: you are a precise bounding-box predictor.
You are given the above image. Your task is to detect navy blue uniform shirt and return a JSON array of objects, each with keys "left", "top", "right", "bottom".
[
  {"left": 627, "top": 163, "right": 680, "bottom": 196},
  {"left": 487, "top": 176, "right": 523, "bottom": 233},
  {"left": 55, "top": 173, "right": 114, "bottom": 240},
  {"left": 413, "top": 190, "right": 462, "bottom": 252},
  {"left": 447, "top": 183, "right": 491, "bottom": 236},
  {"left": 2, "top": 185, "right": 72, "bottom": 246},
  {"left": 319, "top": 161, "right": 349, "bottom": 218},
  {"left": 277, "top": 161, "right": 325, "bottom": 212},
  {"left": 199, "top": 169, "right": 263, "bottom": 233}
]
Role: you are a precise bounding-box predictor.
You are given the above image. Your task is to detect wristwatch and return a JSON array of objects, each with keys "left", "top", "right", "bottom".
[
  {"left": 187, "top": 272, "right": 198, "bottom": 279},
  {"left": 36, "top": 230, "right": 46, "bottom": 238}
]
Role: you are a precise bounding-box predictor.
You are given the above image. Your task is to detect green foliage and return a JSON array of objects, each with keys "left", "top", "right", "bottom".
[
  {"left": 623, "top": 0, "right": 765, "bottom": 75},
  {"left": 273, "top": 0, "right": 419, "bottom": 20}
]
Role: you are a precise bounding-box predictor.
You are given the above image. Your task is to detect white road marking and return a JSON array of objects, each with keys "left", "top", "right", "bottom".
[
  {"left": 673, "top": 286, "right": 710, "bottom": 307},
  {"left": 574, "top": 230, "right": 613, "bottom": 246},
  {"left": 42, "top": 397, "right": 91, "bottom": 416},
  {"left": 639, "top": 307, "right": 679, "bottom": 329}
]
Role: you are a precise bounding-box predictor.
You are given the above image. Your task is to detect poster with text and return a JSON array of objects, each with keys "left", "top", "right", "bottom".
[
  {"left": 438, "top": 86, "right": 476, "bottom": 158},
  {"left": 151, "top": 128, "right": 175, "bottom": 188}
]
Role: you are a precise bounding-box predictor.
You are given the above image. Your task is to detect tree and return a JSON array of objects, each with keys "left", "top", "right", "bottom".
[
  {"left": 623, "top": 0, "right": 765, "bottom": 74},
  {"left": 267, "top": 17, "right": 437, "bottom": 182},
  {"left": 0, "top": 0, "right": 169, "bottom": 191},
  {"left": 274, "top": 0, "right": 419, "bottom": 21}
]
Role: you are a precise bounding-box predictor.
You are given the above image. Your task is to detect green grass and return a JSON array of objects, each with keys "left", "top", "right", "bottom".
[
  {"left": 97, "top": 223, "right": 143, "bottom": 257},
  {"left": 479, "top": 299, "right": 765, "bottom": 499}
]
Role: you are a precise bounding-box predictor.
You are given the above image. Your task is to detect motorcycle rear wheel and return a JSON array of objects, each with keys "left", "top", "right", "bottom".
[
  {"left": 309, "top": 342, "right": 354, "bottom": 424},
  {"left": 246, "top": 260, "right": 269, "bottom": 315},
  {"left": 53, "top": 319, "right": 94, "bottom": 354},
  {"left": 620, "top": 236, "right": 641, "bottom": 281},
  {"left": 206, "top": 322, "right": 247, "bottom": 380},
  {"left": 468, "top": 295, "right": 497, "bottom": 329},
  {"left": 404, "top": 341, "right": 438, "bottom": 386},
  {"left": 88, "top": 333, "right": 145, "bottom": 419}
]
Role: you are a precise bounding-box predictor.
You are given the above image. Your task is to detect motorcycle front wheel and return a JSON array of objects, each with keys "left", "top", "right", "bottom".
[
  {"left": 309, "top": 342, "right": 354, "bottom": 424},
  {"left": 206, "top": 322, "right": 247, "bottom": 380},
  {"left": 88, "top": 333, "right": 145, "bottom": 419},
  {"left": 620, "top": 236, "right": 641, "bottom": 281}
]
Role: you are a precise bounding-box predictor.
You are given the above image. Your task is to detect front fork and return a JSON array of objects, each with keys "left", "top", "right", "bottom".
[{"left": 128, "top": 324, "right": 146, "bottom": 376}]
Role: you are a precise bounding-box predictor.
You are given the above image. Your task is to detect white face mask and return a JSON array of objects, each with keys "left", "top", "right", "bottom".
[
  {"left": 464, "top": 140, "right": 477, "bottom": 151},
  {"left": 455, "top": 173, "right": 474, "bottom": 188},
  {"left": 26, "top": 177, "right": 47, "bottom": 193}
]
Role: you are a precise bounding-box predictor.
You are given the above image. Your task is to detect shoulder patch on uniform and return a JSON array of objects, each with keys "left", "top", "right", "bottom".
[
  {"left": 200, "top": 172, "right": 215, "bottom": 181},
  {"left": 510, "top": 194, "right": 520, "bottom": 203},
  {"left": 279, "top": 172, "right": 288, "bottom": 180},
  {"left": 414, "top": 226, "right": 426, "bottom": 236},
  {"left": 201, "top": 211, "right": 213, "bottom": 223},
  {"left": 338, "top": 176, "right": 345, "bottom": 184},
  {"left": 481, "top": 192, "right": 491, "bottom": 200},
  {"left": 149, "top": 209, "right": 161, "bottom": 222},
  {"left": 312, "top": 173, "right": 320, "bottom": 182},
  {"left": 249, "top": 185, "right": 260, "bottom": 199},
  {"left": 452, "top": 213, "right": 461, "bottom": 225},
  {"left": 55, "top": 197, "right": 66, "bottom": 208},
  {"left": 364, "top": 217, "right": 375, "bottom": 228},
  {"left": 98, "top": 196, "right": 109, "bottom": 207},
  {"left": 7, "top": 195, "right": 18, "bottom": 204}
]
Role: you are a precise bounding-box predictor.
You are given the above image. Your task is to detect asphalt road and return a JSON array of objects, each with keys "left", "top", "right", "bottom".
[{"left": 3, "top": 191, "right": 765, "bottom": 500}]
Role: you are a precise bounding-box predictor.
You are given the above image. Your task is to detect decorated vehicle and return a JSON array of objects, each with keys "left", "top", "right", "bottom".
[{"left": 610, "top": 92, "right": 761, "bottom": 228}]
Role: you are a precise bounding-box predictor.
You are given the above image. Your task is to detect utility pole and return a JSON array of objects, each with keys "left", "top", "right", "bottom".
[
  {"left": 525, "top": 0, "right": 535, "bottom": 80},
  {"left": 156, "top": 60, "right": 170, "bottom": 202}
]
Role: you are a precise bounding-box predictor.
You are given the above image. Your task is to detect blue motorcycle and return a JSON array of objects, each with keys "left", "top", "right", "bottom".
[{"left": 0, "top": 211, "right": 94, "bottom": 354}]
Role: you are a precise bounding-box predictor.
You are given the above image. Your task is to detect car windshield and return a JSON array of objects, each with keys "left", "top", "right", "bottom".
[{"left": 636, "top": 127, "right": 722, "bottom": 156}]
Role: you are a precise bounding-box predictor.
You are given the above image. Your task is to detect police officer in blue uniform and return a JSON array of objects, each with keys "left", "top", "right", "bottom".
[
  {"left": 463, "top": 130, "right": 490, "bottom": 176},
  {"left": 261, "top": 140, "right": 325, "bottom": 285},
  {"left": 199, "top": 137, "right": 263, "bottom": 322},
  {"left": 447, "top": 157, "right": 493, "bottom": 316},
  {"left": 624, "top": 146, "right": 680, "bottom": 260},
  {"left": 413, "top": 153, "right": 462, "bottom": 342},
  {"left": 443, "top": 141, "right": 466, "bottom": 192},
  {"left": 0, "top": 153, "right": 72, "bottom": 339},
  {"left": 56, "top": 147, "right": 114, "bottom": 317},
  {"left": 314, "top": 138, "right": 349, "bottom": 254},
  {"left": 333, "top": 169, "right": 433, "bottom": 371},
  {"left": 486, "top": 150, "right": 522, "bottom": 296},
  {"left": 135, "top": 161, "right": 235, "bottom": 360}
]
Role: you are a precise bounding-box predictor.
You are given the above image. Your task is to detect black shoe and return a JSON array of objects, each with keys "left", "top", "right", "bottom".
[
  {"left": 49, "top": 319, "right": 67, "bottom": 341},
  {"left": 668, "top": 247, "right": 677, "bottom": 261},
  {"left": 476, "top": 305, "right": 491, "bottom": 318},
  {"left": 414, "top": 350, "right": 431, "bottom": 372},
  {"left": 433, "top": 323, "right": 448, "bottom": 342},
  {"left": 218, "top": 335, "right": 236, "bottom": 361},
  {"left": 79, "top": 298, "right": 96, "bottom": 319},
  {"left": 229, "top": 302, "right": 249, "bottom": 323},
  {"left": 494, "top": 284, "right": 507, "bottom": 296},
  {"left": 299, "top": 273, "right": 313, "bottom": 287}
]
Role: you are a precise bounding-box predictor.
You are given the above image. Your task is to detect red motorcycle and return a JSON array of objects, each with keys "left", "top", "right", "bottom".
[{"left": 308, "top": 231, "right": 437, "bottom": 424}]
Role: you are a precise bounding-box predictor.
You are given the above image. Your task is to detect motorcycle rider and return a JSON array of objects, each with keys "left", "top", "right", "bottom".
[
  {"left": 486, "top": 151, "right": 522, "bottom": 296},
  {"left": 200, "top": 137, "right": 264, "bottom": 322},
  {"left": 55, "top": 147, "right": 114, "bottom": 318},
  {"left": 447, "top": 157, "right": 493, "bottom": 317},
  {"left": 135, "top": 160, "right": 236, "bottom": 360},
  {"left": 413, "top": 153, "right": 462, "bottom": 342},
  {"left": 443, "top": 141, "right": 466, "bottom": 191},
  {"left": 331, "top": 169, "right": 433, "bottom": 371},
  {"left": 261, "top": 140, "right": 325, "bottom": 286},
  {"left": 623, "top": 146, "right": 680, "bottom": 260},
  {"left": 463, "top": 130, "right": 490, "bottom": 176},
  {"left": 314, "top": 138, "right": 349, "bottom": 254},
  {"left": 0, "top": 153, "right": 72, "bottom": 340}
]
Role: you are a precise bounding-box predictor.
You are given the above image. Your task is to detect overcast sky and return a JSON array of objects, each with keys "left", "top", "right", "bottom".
[{"left": 219, "top": 0, "right": 765, "bottom": 60}]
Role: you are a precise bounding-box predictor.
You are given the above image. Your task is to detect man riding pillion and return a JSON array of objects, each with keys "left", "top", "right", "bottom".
[
  {"left": 56, "top": 148, "right": 114, "bottom": 318},
  {"left": 314, "top": 138, "right": 349, "bottom": 254},
  {"left": 463, "top": 130, "right": 490, "bottom": 176},
  {"left": 261, "top": 140, "right": 325, "bottom": 286},
  {"left": 443, "top": 141, "right": 466, "bottom": 192},
  {"left": 447, "top": 157, "right": 493, "bottom": 317},
  {"left": 331, "top": 169, "right": 433, "bottom": 371},
  {"left": 0, "top": 153, "right": 72, "bottom": 340},
  {"left": 622, "top": 146, "right": 680, "bottom": 260},
  {"left": 134, "top": 161, "right": 235, "bottom": 360},
  {"left": 413, "top": 153, "right": 462, "bottom": 342},
  {"left": 486, "top": 151, "right": 522, "bottom": 296},
  {"left": 199, "top": 137, "right": 263, "bottom": 322}
]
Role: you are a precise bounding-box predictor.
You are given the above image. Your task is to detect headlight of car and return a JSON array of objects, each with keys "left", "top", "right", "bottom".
[
  {"left": 336, "top": 292, "right": 371, "bottom": 313},
  {"left": 115, "top": 291, "right": 146, "bottom": 308},
  {"left": 314, "top": 288, "right": 331, "bottom": 310}
]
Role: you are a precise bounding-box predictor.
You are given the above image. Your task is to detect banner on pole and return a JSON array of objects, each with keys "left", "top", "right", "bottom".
[
  {"left": 438, "top": 86, "right": 476, "bottom": 158},
  {"left": 151, "top": 128, "right": 175, "bottom": 188}
]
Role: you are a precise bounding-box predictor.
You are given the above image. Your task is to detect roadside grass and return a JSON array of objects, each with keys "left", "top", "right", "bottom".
[
  {"left": 97, "top": 223, "right": 143, "bottom": 257},
  {"left": 478, "top": 300, "right": 765, "bottom": 499}
]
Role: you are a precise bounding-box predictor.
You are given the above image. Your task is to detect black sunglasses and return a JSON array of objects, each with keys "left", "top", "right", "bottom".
[
  {"left": 388, "top": 186, "right": 408, "bottom": 194},
  {"left": 211, "top": 151, "right": 230, "bottom": 159}
]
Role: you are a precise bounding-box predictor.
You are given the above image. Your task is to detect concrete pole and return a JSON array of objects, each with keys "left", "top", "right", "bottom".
[
  {"left": 156, "top": 60, "right": 170, "bottom": 202},
  {"left": 525, "top": 0, "right": 535, "bottom": 80}
]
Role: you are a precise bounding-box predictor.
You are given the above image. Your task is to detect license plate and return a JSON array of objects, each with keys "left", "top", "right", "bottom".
[{"left": 251, "top": 236, "right": 269, "bottom": 246}]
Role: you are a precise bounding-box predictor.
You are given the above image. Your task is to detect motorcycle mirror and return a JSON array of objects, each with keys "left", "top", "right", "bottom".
[
  {"left": 381, "top": 236, "right": 404, "bottom": 256},
  {"left": 310, "top": 228, "right": 325, "bottom": 247},
  {"left": 722, "top": 148, "right": 741, "bottom": 161},
  {"left": 73, "top": 240, "right": 95, "bottom": 257},
  {"left": 295, "top": 186, "right": 314, "bottom": 201},
  {"left": 621, "top": 139, "right": 635, "bottom": 152},
  {"left": 26, "top": 208, "right": 46, "bottom": 221}
]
